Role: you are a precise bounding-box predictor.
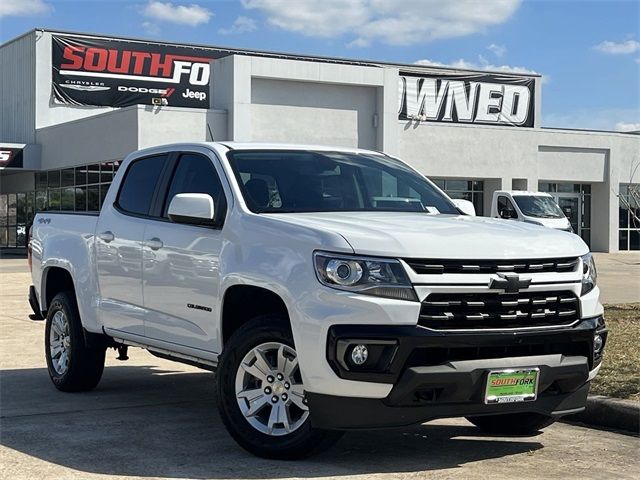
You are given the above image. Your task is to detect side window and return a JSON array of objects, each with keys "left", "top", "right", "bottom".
[
  {"left": 497, "top": 196, "right": 507, "bottom": 213},
  {"left": 117, "top": 155, "right": 167, "bottom": 216},
  {"left": 163, "top": 153, "right": 227, "bottom": 223},
  {"left": 498, "top": 196, "right": 516, "bottom": 217}
]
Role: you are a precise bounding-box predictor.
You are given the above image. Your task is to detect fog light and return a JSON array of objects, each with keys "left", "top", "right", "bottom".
[
  {"left": 593, "top": 334, "right": 604, "bottom": 354},
  {"left": 351, "top": 344, "right": 369, "bottom": 365}
]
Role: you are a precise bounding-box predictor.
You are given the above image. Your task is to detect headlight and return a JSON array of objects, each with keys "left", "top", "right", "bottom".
[
  {"left": 314, "top": 252, "right": 418, "bottom": 301},
  {"left": 581, "top": 253, "right": 597, "bottom": 295}
]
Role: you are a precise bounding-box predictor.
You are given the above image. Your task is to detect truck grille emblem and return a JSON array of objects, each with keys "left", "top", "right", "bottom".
[{"left": 489, "top": 273, "right": 531, "bottom": 293}]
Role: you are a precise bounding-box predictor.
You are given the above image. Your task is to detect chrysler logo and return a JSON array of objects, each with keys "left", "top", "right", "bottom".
[{"left": 489, "top": 273, "right": 531, "bottom": 293}]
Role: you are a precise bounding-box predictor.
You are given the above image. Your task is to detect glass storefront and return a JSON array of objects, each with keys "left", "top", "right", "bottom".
[
  {"left": 0, "top": 161, "right": 119, "bottom": 249},
  {"left": 539, "top": 182, "right": 591, "bottom": 247},
  {"left": 619, "top": 183, "right": 640, "bottom": 250},
  {"left": 431, "top": 178, "right": 484, "bottom": 216}
]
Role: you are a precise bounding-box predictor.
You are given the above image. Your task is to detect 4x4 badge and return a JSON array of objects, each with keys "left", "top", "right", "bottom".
[{"left": 489, "top": 273, "right": 532, "bottom": 293}]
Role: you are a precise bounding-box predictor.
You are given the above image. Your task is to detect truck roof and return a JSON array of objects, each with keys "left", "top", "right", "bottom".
[
  {"left": 128, "top": 142, "right": 383, "bottom": 160},
  {"left": 219, "top": 142, "right": 380, "bottom": 154},
  {"left": 494, "top": 190, "right": 552, "bottom": 197}
]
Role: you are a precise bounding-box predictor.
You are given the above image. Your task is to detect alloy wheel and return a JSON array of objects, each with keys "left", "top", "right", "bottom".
[
  {"left": 49, "top": 310, "right": 71, "bottom": 375},
  {"left": 234, "top": 342, "right": 309, "bottom": 436}
]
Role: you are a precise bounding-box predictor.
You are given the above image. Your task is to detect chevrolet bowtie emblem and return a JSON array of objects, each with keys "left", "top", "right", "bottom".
[{"left": 489, "top": 273, "right": 531, "bottom": 293}]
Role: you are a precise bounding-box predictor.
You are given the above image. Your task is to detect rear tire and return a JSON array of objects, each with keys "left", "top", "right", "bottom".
[
  {"left": 216, "top": 315, "right": 343, "bottom": 459},
  {"left": 466, "top": 412, "right": 556, "bottom": 435},
  {"left": 45, "top": 291, "right": 106, "bottom": 392}
]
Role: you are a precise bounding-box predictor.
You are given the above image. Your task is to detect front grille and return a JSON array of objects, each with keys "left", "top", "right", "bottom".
[
  {"left": 404, "top": 257, "right": 579, "bottom": 275},
  {"left": 419, "top": 291, "right": 580, "bottom": 330}
]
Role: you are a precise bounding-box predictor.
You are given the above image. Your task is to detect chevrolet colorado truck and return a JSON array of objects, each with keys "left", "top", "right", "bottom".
[{"left": 29, "top": 142, "right": 606, "bottom": 459}]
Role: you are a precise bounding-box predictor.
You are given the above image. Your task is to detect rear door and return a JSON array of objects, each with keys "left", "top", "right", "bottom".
[
  {"left": 96, "top": 154, "right": 169, "bottom": 336},
  {"left": 141, "top": 150, "right": 228, "bottom": 353}
]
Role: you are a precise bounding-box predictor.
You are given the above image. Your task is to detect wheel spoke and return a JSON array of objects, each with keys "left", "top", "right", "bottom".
[
  {"left": 276, "top": 345, "right": 288, "bottom": 373},
  {"left": 283, "top": 356, "right": 298, "bottom": 378},
  {"left": 245, "top": 394, "right": 270, "bottom": 417},
  {"left": 279, "top": 403, "right": 292, "bottom": 432},
  {"left": 237, "top": 387, "right": 264, "bottom": 401},
  {"left": 253, "top": 348, "right": 274, "bottom": 376},
  {"left": 58, "top": 351, "right": 68, "bottom": 372},
  {"left": 241, "top": 362, "right": 268, "bottom": 382},
  {"left": 52, "top": 318, "right": 63, "bottom": 336},
  {"left": 267, "top": 404, "right": 280, "bottom": 434},
  {"left": 50, "top": 342, "right": 63, "bottom": 357}
]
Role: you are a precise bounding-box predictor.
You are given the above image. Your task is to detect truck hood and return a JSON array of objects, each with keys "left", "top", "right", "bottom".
[
  {"left": 267, "top": 212, "right": 588, "bottom": 259},
  {"left": 523, "top": 216, "right": 571, "bottom": 230}
]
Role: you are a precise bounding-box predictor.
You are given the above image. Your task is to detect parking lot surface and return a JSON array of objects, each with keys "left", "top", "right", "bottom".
[
  {"left": 593, "top": 252, "right": 640, "bottom": 304},
  {"left": 1, "top": 258, "right": 639, "bottom": 480}
]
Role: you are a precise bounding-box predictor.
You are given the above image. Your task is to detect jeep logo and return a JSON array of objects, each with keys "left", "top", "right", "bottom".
[{"left": 182, "top": 88, "right": 206, "bottom": 101}]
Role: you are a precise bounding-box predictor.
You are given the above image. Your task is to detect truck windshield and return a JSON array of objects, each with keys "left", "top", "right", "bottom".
[
  {"left": 513, "top": 195, "right": 565, "bottom": 219},
  {"left": 226, "top": 150, "right": 459, "bottom": 215}
]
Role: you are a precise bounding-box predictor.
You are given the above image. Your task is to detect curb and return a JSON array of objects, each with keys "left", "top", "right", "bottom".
[{"left": 565, "top": 395, "right": 639, "bottom": 434}]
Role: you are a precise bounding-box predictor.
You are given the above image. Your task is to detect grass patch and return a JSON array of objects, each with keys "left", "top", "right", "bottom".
[{"left": 589, "top": 304, "right": 640, "bottom": 401}]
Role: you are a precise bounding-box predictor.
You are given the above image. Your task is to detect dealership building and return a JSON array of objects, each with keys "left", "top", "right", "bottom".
[{"left": 1, "top": 28, "right": 639, "bottom": 252}]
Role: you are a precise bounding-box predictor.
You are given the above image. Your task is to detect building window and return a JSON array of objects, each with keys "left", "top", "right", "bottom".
[
  {"left": 0, "top": 191, "right": 34, "bottom": 249},
  {"left": 430, "top": 178, "right": 484, "bottom": 215},
  {"left": 34, "top": 161, "right": 120, "bottom": 216},
  {"left": 619, "top": 183, "right": 640, "bottom": 250}
]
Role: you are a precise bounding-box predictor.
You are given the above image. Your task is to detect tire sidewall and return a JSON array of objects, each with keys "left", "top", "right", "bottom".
[{"left": 44, "top": 291, "right": 105, "bottom": 391}]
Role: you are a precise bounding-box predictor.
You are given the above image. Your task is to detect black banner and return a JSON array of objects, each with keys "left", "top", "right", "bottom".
[
  {"left": 52, "top": 35, "right": 229, "bottom": 109},
  {"left": 398, "top": 72, "right": 535, "bottom": 127},
  {"left": 0, "top": 147, "right": 23, "bottom": 169}
]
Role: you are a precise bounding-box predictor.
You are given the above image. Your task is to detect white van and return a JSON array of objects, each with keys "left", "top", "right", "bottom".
[{"left": 491, "top": 190, "right": 573, "bottom": 232}]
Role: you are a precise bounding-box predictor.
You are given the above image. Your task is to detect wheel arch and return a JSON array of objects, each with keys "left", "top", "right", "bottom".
[
  {"left": 41, "top": 266, "right": 76, "bottom": 312},
  {"left": 220, "top": 284, "right": 290, "bottom": 347}
]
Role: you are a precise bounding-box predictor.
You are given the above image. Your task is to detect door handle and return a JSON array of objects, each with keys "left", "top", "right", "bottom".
[
  {"left": 98, "top": 231, "right": 115, "bottom": 243},
  {"left": 145, "top": 238, "right": 164, "bottom": 251}
]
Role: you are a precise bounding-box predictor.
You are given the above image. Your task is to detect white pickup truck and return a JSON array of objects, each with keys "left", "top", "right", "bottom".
[{"left": 29, "top": 142, "right": 606, "bottom": 459}]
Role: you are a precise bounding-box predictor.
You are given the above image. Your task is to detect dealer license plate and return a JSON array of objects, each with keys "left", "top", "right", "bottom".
[{"left": 484, "top": 368, "right": 539, "bottom": 404}]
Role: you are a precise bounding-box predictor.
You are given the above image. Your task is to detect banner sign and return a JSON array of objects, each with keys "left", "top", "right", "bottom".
[
  {"left": 398, "top": 72, "right": 535, "bottom": 127},
  {"left": 0, "top": 147, "right": 24, "bottom": 169},
  {"left": 52, "top": 34, "right": 229, "bottom": 109}
]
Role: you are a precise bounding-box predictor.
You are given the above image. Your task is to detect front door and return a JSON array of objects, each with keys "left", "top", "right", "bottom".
[
  {"left": 556, "top": 194, "right": 581, "bottom": 235},
  {"left": 142, "top": 151, "right": 228, "bottom": 354}
]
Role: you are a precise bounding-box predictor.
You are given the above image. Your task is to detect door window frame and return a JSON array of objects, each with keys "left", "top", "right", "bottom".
[{"left": 149, "top": 150, "right": 230, "bottom": 230}]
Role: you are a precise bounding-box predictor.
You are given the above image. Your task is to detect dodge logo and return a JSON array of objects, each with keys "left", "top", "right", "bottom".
[{"left": 489, "top": 273, "right": 531, "bottom": 293}]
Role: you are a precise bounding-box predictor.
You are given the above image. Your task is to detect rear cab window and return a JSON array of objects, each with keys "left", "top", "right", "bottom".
[{"left": 116, "top": 155, "right": 168, "bottom": 216}]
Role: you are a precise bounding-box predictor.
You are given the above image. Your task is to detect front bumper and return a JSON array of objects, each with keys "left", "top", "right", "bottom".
[{"left": 309, "top": 316, "right": 606, "bottom": 430}]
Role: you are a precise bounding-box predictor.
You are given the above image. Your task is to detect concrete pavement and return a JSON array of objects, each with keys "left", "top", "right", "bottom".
[
  {"left": 1, "top": 258, "right": 639, "bottom": 479},
  {"left": 593, "top": 252, "right": 640, "bottom": 304}
]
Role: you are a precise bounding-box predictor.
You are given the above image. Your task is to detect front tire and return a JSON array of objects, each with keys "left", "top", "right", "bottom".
[
  {"left": 216, "top": 315, "right": 343, "bottom": 459},
  {"left": 466, "top": 412, "right": 556, "bottom": 435},
  {"left": 45, "top": 291, "right": 106, "bottom": 392}
]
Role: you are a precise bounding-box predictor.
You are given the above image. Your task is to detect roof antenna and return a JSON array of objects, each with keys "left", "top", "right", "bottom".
[{"left": 207, "top": 122, "right": 215, "bottom": 142}]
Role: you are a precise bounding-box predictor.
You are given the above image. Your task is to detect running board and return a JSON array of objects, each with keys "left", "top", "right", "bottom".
[{"left": 112, "top": 337, "right": 218, "bottom": 372}]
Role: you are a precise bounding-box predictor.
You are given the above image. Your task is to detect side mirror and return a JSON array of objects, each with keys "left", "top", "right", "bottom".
[
  {"left": 168, "top": 193, "right": 216, "bottom": 226},
  {"left": 499, "top": 208, "right": 517, "bottom": 220},
  {"left": 452, "top": 199, "right": 476, "bottom": 216}
]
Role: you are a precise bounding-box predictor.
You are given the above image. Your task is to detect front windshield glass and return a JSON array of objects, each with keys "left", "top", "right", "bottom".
[
  {"left": 513, "top": 195, "right": 565, "bottom": 218},
  {"left": 226, "top": 150, "right": 459, "bottom": 215}
]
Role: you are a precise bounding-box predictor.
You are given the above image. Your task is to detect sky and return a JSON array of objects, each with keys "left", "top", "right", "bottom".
[{"left": 1, "top": 0, "right": 639, "bottom": 132}]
